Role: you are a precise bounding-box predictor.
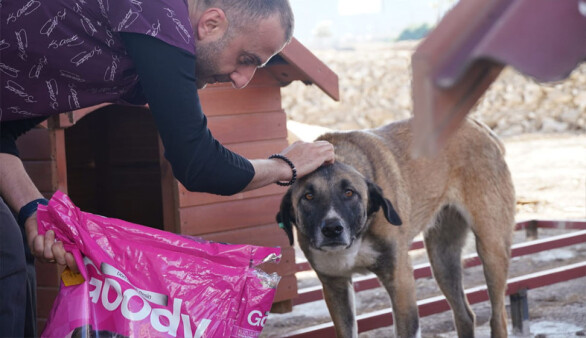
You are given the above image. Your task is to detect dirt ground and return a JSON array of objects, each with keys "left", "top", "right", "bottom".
[{"left": 260, "top": 131, "right": 586, "bottom": 338}]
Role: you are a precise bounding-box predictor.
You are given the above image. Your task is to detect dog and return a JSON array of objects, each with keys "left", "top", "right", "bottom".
[{"left": 277, "top": 118, "right": 515, "bottom": 338}]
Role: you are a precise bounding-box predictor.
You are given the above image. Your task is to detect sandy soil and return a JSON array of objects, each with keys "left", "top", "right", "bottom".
[{"left": 260, "top": 131, "right": 586, "bottom": 338}]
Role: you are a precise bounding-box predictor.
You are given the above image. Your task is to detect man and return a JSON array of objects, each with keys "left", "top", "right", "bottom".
[{"left": 0, "top": 0, "right": 334, "bottom": 336}]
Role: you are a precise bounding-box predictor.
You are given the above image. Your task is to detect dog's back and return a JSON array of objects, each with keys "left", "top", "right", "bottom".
[{"left": 317, "top": 118, "right": 514, "bottom": 232}]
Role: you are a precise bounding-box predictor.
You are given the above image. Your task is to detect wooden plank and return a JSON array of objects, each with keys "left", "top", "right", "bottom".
[
  {"left": 273, "top": 274, "right": 298, "bottom": 303},
  {"left": 35, "top": 261, "right": 61, "bottom": 288},
  {"left": 271, "top": 300, "right": 293, "bottom": 314},
  {"left": 284, "top": 262, "right": 586, "bottom": 337},
  {"left": 535, "top": 219, "right": 586, "bottom": 230},
  {"left": 276, "top": 38, "right": 340, "bottom": 101},
  {"left": 179, "top": 184, "right": 286, "bottom": 208},
  {"left": 22, "top": 161, "right": 55, "bottom": 192},
  {"left": 199, "top": 86, "right": 282, "bottom": 116},
  {"left": 226, "top": 139, "right": 290, "bottom": 159},
  {"left": 259, "top": 247, "right": 296, "bottom": 275},
  {"left": 159, "top": 137, "right": 180, "bottom": 233},
  {"left": 15, "top": 128, "right": 52, "bottom": 160},
  {"left": 200, "top": 223, "right": 291, "bottom": 248},
  {"left": 179, "top": 195, "right": 281, "bottom": 235},
  {"left": 53, "top": 129, "right": 68, "bottom": 194},
  {"left": 247, "top": 69, "right": 281, "bottom": 87},
  {"left": 208, "top": 111, "right": 287, "bottom": 145},
  {"left": 36, "top": 286, "right": 59, "bottom": 319}
]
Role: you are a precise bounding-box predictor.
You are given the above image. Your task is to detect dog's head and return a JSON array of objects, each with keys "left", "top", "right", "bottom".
[{"left": 277, "top": 162, "right": 401, "bottom": 251}]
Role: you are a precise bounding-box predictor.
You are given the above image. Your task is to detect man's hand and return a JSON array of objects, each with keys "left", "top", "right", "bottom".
[
  {"left": 25, "top": 213, "right": 78, "bottom": 272},
  {"left": 1, "top": 153, "right": 78, "bottom": 271},
  {"left": 278, "top": 140, "right": 335, "bottom": 179},
  {"left": 245, "top": 140, "right": 335, "bottom": 191}
]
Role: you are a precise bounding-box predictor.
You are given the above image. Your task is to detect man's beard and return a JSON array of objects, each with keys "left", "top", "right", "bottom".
[{"left": 194, "top": 35, "right": 230, "bottom": 89}]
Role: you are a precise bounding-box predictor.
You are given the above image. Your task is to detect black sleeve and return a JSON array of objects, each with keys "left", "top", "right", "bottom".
[
  {"left": 0, "top": 116, "right": 50, "bottom": 157},
  {"left": 120, "top": 32, "right": 255, "bottom": 195}
]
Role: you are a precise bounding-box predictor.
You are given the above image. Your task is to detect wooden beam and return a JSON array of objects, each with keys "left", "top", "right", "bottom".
[{"left": 284, "top": 262, "right": 586, "bottom": 337}]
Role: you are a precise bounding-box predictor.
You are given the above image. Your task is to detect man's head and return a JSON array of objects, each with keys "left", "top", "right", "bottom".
[{"left": 190, "top": 0, "right": 294, "bottom": 89}]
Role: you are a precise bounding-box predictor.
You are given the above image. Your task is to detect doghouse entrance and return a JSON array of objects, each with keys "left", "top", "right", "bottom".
[{"left": 64, "top": 105, "right": 165, "bottom": 230}]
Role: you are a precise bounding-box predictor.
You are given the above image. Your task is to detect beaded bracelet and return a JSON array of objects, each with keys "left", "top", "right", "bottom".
[
  {"left": 18, "top": 198, "right": 49, "bottom": 227},
  {"left": 269, "top": 154, "right": 297, "bottom": 186}
]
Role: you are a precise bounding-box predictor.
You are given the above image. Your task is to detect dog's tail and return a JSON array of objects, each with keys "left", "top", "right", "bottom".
[{"left": 470, "top": 118, "right": 506, "bottom": 155}]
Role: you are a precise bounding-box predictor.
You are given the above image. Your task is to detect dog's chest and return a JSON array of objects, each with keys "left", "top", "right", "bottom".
[{"left": 309, "top": 240, "right": 379, "bottom": 277}]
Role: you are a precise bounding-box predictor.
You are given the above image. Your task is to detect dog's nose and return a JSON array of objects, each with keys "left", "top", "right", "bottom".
[{"left": 321, "top": 219, "right": 344, "bottom": 238}]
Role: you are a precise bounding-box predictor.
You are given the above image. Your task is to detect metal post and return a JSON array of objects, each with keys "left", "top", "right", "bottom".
[
  {"left": 525, "top": 220, "right": 539, "bottom": 241},
  {"left": 510, "top": 288, "right": 530, "bottom": 336}
]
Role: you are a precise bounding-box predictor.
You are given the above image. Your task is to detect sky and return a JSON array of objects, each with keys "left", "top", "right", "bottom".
[{"left": 289, "top": 0, "right": 456, "bottom": 48}]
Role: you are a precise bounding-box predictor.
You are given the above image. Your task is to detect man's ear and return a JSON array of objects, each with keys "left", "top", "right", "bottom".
[
  {"left": 276, "top": 190, "right": 295, "bottom": 246},
  {"left": 196, "top": 8, "right": 228, "bottom": 41},
  {"left": 367, "top": 181, "right": 402, "bottom": 226}
]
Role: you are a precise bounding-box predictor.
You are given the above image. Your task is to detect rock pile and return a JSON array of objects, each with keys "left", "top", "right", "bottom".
[{"left": 281, "top": 41, "right": 586, "bottom": 137}]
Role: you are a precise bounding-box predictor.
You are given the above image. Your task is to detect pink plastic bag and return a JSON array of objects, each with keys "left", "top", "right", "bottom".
[{"left": 37, "top": 191, "right": 281, "bottom": 338}]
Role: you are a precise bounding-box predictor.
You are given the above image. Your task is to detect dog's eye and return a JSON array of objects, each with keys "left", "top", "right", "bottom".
[
  {"left": 344, "top": 189, "right": 354, "bottom": 198},
  {"left": 304, "top": 193, "right": 314, "bottom": 201}
]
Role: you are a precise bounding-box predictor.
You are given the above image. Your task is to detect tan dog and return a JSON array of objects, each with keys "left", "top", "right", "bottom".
[{"left": 277, "top": 118, "right": 515, "bottom": 338}]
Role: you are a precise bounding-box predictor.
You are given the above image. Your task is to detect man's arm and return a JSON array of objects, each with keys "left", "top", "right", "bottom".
[
  {"left": 0, "top": 153, "right": 76, "bottom": 270},
  {"left": 121, "top": 33, "right": 334, "bottom": 195},
  {"left": 1, "top": 118, "right": 77, "bottom": 270}
]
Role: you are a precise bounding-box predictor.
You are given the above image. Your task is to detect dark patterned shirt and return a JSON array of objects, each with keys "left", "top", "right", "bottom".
[
  {"left": 1, "top": 0, "right": 195, "bottom": 120},
  {"left": 0, "top": 0, "right": 255, "bottom": 195}
]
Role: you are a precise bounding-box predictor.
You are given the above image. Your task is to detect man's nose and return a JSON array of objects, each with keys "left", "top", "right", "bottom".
[{"left": 230, "top": 65, "right": 257, "bottom": 89}]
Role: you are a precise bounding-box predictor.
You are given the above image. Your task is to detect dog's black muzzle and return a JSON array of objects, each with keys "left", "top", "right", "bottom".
[{"left": 321, "top": 218, "right": 344, "bottom": 238}]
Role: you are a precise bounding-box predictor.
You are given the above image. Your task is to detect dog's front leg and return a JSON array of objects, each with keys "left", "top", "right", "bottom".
[
  {"left": 376, "top": 253, "right": 420, "bottom": 338},
  {"left": 318, "top": 274, "right": 357, "bottom": 338}
]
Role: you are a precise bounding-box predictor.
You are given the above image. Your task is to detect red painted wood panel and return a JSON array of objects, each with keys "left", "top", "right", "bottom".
[
  {"left": 190, "top": 225, "right": 304, "bottom": 302},
  {"left": 246, "top": 69, "right": 282, "bottom": 87},
  {"left": 54, "top": 129, "right": 68, "bottom": 194},
  {"left": 258, "top": 247, "right": 296, "bottom": 276},
  {"left": 277, "top": 38, "right": 340, "bottom": 101},
  {"left": 202, "top": 225, "right": 291, "bottom": 255},
  {"left": 37, "top": 286, "right": 59, "bottom": 319},
  {"left": 207, "top": 111, "right": 287, "bottom": 145},
  {"left": 15, "top": 128, "right": 52, "bottom": 160},
  {"left": 272, "top": 275, "right": 298, "bottom": 303},
  {"left": 180, "top": 195, "right": 282, "bottom": 235},
  {"left": 22, "top": 161, "right": 55, "bottom": 193},
  {"left": 35, "top": 262, "right": 61, "bottom": 288},
  {"left": 226, "top": 138, "right": 290, "bottom": 159},
  {"left": 179, "top": 183, "right": 286, "bottom": 208},
  {"left": 199, "top": 86, "right": 282, "bottom": 116}
]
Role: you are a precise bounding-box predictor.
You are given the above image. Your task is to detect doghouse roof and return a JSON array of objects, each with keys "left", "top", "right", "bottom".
[{"left": 267, "top": 38, "right": 340, "bottom": 101}]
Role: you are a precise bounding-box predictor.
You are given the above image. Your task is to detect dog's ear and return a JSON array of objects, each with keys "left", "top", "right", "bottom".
[
  {"left": 367, "top": 181, "right": 402, "bottom": 226},
  {"left": 276, "top": 189, "right": 295, "bottom": 245}
]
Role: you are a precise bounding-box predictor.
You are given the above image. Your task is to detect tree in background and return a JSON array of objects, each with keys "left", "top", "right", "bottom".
[{"left": 396, "top": 23, "right": 433, "bottom": 41}]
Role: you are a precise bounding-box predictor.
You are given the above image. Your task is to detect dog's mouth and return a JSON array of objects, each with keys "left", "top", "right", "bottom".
[{"left": 312, "top": 236, "right": 356, "bottom": 251}]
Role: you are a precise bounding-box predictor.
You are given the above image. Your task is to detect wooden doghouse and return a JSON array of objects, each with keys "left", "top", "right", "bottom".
[{"left": 16, "top": 38, "right": 339, "bottom": 331}]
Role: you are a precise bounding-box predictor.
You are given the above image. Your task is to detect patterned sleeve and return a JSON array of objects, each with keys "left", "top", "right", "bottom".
[{"left": 107, "top": 0, "right": 195, "bottom": 54}]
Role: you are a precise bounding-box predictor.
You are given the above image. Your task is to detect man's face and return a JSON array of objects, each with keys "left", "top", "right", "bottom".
[{"left": 194, "top": 15, "right": 286, "bottom": 89}]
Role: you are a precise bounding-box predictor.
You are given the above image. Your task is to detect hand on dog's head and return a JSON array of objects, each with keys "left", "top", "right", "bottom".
[{"left": 276, "top": 179, "right": 401, "bottom": 246}]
